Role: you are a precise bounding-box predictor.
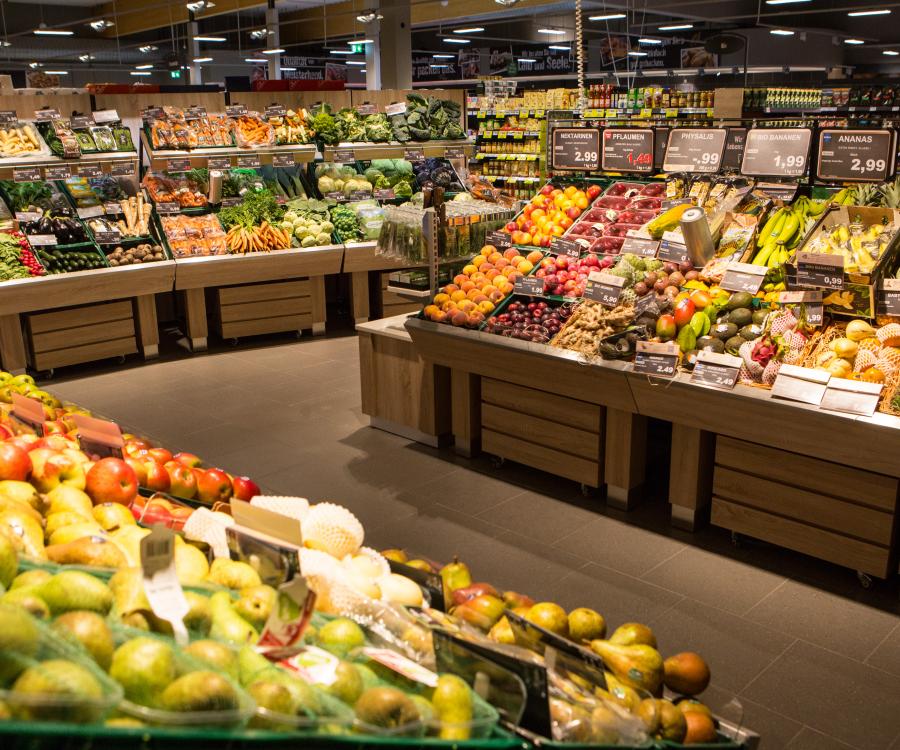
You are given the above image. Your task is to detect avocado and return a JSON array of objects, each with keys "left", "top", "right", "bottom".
[
  {"left": 751, "top": 309, "right": 768, "bottom": 325},
  {"left": 697, "top": 336, "right": 725, "bottom": 353},
  {"left": 740, "top": 323, "right": 763, "bottom": 341},
  {"left": 727, "top": 308, "right": 753, "bottom": 327},
  {"left": 725, "top": 335, "right": 745, "bottom": 354},
  {"left": 725, "top": 292, "right": 754, "bottom": 310},
  {"left": 711, "top": 322, "right": 738, "bottom": 341}
]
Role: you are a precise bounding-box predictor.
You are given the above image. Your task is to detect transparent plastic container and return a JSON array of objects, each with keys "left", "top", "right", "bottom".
[
  {"left": 592, "top": 196, "right": 629, "bottom": 211},
  {"left": 591, "top": 236, "right": 625, "bottom": 255},
  {"left": 603, "top": 182, "right": 646, "bottom": 197},
  {"left": 615, "top": 209, "right": 657, "bottom": 226},
  {"left": 638, "top": 182, "right": 667, "bottom": 197},
  {"left": 629, "top": 196, "right": 663, "bottom": 211},
  {"left": 604, "top": 224, "right": 642, "bottom": 238}
]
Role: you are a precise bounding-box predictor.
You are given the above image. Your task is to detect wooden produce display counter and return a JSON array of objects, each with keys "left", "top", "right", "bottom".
[
  {"left": 343, "top": 241, "right": 424, "bottom": 324},
  {"left": 0, "top": 261, "right": 175, "bottom": 374},
  {"left": 357, "top": 314, "right": 450, "bottom": 447},
  {"left": 322, "top": 139, "right": 475, "bottom": 162},
  {"left": 405, "top": 318, "right": 648, "bottom": 507},
  {"left": 173, "top": 246, "right": 343, "bottom": 351}
]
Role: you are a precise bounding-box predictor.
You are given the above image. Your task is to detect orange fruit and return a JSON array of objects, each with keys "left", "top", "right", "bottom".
[
  {"left": 574, "top": 195, "right": 588, "bottom": 209},
  {"left": 443, "top": 283, "right": 459, "bottom": 294},
  {"left": 481, "top": 244, "right": 498, "bottom": 255},
  {"left": 478, "top": 300, "right": 495, "bottom": 315},
  {"left": 489, "top": 252, "right": 503, "bottom": 264},
  {"left": 503, "top": 248, "right": 519, "bottom": 260},
  {"left": 564, "top": 185, "right": 578, "bottom": 197},
  {"left": 472, "top": 255, "right": 485, "bottom": 267}
]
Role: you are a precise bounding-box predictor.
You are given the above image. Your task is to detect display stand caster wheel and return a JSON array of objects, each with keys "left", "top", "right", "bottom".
[
  {"left": 731, "top": 531, "right": 744, "bottom": 549},
  {"left": 490, "top": 455, "right": 505, "bottom": 469},
  {"left": 856, "top": 571, "right": 873, "bottom": 589},
  {"left": 580, "top": 483, "right": 595, "bottom": 497},
  {"left": 116, "top": 355, "right": 126, "bottom": 364},
  {"left": 228, "top": 338, "right": 239, "bottom": 347}
]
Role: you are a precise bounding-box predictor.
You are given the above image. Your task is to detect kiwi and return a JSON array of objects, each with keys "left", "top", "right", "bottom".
[
  {"left": 739, "top": 323, "right": 763, "bottom": 341},
  {"left": 725, "top": 336, "right": 745, "bottom": 354},
  {"left": 752, "top": 309, "right": 768, "bottom": 325},
  {"left": 725, "top": 292, "right": 753, "bottom": 310},
  {"left": 727, "top": 308, "right": 753, "bottom": 327},
  {"left": 711, "top": 322, "right": 738, "bottom": 341},
  {"left": 697, "top": 336, "right": 725, "bottom": 353}
]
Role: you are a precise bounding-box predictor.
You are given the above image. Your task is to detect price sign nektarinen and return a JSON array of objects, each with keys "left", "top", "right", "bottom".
[{"left": 551, "top": 127, "right": 600, "bottom": 171}]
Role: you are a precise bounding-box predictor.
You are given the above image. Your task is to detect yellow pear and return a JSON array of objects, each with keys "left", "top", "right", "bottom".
[
  {"left": 175, "top": 543, "right": 210, "bottom": 585},
  {"left": 109, "top": 526, "right": 151, "bottom": 567},
  {"left": 48, "top": 523, "right": 105, "bottom": 547},
  {"left": 0, "top": 508, "right": 45, "bottom": 559},
  {"left": 0, "top": 481, "right": 42, "bottom": 512},
  {"left": 46, "top": 485, "right": 94, "bottom": 518},
  {"left": 45, "top": 512, "right": 93, "bottom": 539},
  {"left": 92, "top": 503, "right": 137, "bottom": 532}
]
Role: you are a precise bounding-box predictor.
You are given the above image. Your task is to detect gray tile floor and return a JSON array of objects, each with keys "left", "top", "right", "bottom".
[{"left": 46, "top": 329, "right": 900, "bottom": 750}]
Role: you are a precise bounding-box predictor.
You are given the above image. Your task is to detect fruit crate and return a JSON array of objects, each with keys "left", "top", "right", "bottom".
[{"left": 501, "top": 181, "right": 605, "bottom": 252}]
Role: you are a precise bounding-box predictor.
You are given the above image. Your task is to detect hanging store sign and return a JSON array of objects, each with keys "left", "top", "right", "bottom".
[
  {"left": 740, "top": 128, "right": 811, "bottom": 178},
  {"left": 663, "top": 128, "right": 726, "bottom": 173},
  {"left": 816, "top": 129, "right": 893, "bottom": 183},
  {"left": 601, "top": 128, "right": 654, "bottom": 172}
]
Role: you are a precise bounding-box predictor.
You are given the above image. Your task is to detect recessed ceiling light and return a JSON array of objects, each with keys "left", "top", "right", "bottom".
[
  {"left": 628, "top": 51, "right": 648, "bottom": 56},
  {"left": 89, "top": 20, "right": 114, "bottom": 31},
  {"left": 883, "top": 49, "right": 899, "bottom": 55},
  {"left": 517, "top": 57, "right": 536, "bottom": 63},
  {"left": 193, "top": 57, "right": 213, "bottom": 62},
  {"left": 549, "top": 45, "right": 571, "bottom": 50},
  {"left": 433, "top": 54, "right": 454, "bottom": 58},
  {"left": 770, "top": 29, "right": 795, "bottom": 35},
  {"left": 245, "top": 57, "right": 266, "bottom": 62},
  {"left": 454, "top": 27, "right": 483, "bottom": 33},
  {"left": 34, "top": 29, "right": 74, "bottom": 36},
  {"left": 45, "top": 70, "right": 68, "bottom": 75},
  {"left": 281, "top": 67, "right": 296, "bottom": 71},
  {"left": 848, "top": 8, "right": 890, "bottom": 15},
  {"left": 28, "top": 62, "right": 41, "bottom": 68},
  {"left": 130, "top": 71, "right": 151, "bottom": 76},
  {"left": 330, "top": 49, "right": 354, "bottom": 54},
  {"left": 194, "top": 35, "right": 226, "bottom": 42},
  {"left": 444, "top": 38, "right": 470, "bottom": 43},
  {"left": 79, "top": 54, "right": 95, "bottom": 61},
  {"left": 354, "top": 39, "right": 374, "bottom": 43},
  {"left": 0, "top": 41, "right": 10, "bottom": 47},
  {"left": 356, "top": 12, "right": 382, "bottom": 22},
  {"left": 844, "top": 38, "right": 864, "bottom": 44},
  {"left": 135, "top": 64, "right": 154, "bottom": 69},
  {"left": 139, "top": 45, "right": 158, "bottom": 53},
  {"left": 659, "top": 23, "right": 693, "bottom": 30},
  {"left": 589, "top": 13, "right": 626, "bottom": 20},
  {"left": 186, "top": 1, "right": 215, "bottom": 11},
  {"left": 261, "top": 48, "right": 285, "bottom": 54},
  {"left": 431, "top": 64, "right": 450, "bottom": 68},
  {"left": 639, "top": 38, "right": 662, "bottom": 44},
  {"left": 250, "top": 29, "right": 268, "bottom": 40},
  {"left": 347, "top": 60, "right": 365, "bottom": 65},
  {"left": 538, "top": 28, "right": 566, "bottom": 35},
  {"left": 766, "top": 0, "right": 811, "bottom": 4}
]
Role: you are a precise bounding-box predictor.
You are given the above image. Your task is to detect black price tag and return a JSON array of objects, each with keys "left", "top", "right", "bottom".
[
  {"left": 551, "top": 127, "right": 601, "bottom": 171},
  {"left": 324, "top": 191, "right": 346, "bottom": 202},
  {"left": 515, "top": 276, "right": 544, "bottom": 296},
  {"left": 104, "top": 202, "right": 122, "bottom": 215},
  {"left": 657, "top": 237, "right": 690, "bottom": 265},
  {"left": 207, "top": 156, "right": 231, "bottom": 170},
  {"left": 653, "top": 127, "right": 669, "bottom": 170},
  {"left": 621, "top": 236, "right": 659, "bottom": 258},
  {"left": 13, "top": 167, "right": 41, "bottom": 183},
  {"left": 404, "top": 147, "right": 425, "bottom": 162},
  {"left": 778, "top": 290, "right": 824, "bottom": 325},
  {"left": 485, "top": 230, "right": 511, "bottom": 249},
  {"left": 15, "top": 211, "right": 41, "bottom": 223},
  {"left": 221, "top": 197, "right": 241, "bottom": 207},
  {"left": 0, "top": 110, "right": 18, "bottom": 126},
  {"left": 44, "top": 164, "right": 71, "bottom": 180},
  {"left": 69, "top": 115, "right": 93, "bottom": 130},
  {"left": 550, "top": 237, "right": 581, "bottom": 258},
  {"left": 691, "top": 350, "right": 742, "bottom": 390},
  {"left": 333, "top": 148, "right": 355, "bottom": 163},
  {"left": 94, "top": 230, "right": 121, "bottom": 245},
  {"left": 878, "top": 278, "right": 900, "bottom": 317},
  {"left": 387, "top": 560, "right": 444, "bottom": 611},
  {"left": 77, "top": 205, "right": 105, "bottom": 219},
  {"left": 79, "top": 163, "right": 104, "bottom": 179},
  {"left": 796, "top": 251, "right": 844, "bottom": 290},
  {"left": 816, "top": 128, "right": 892, "bottom": 183},
  {"left": 721, "top": 261, "right": 767, "bottom": 294},
  {"left": 722, "top": 128, "right": 747, "bottom": 171},
  {"left": 26, "top": 234, "right": 58, "bottom": 246},
  {"left": 584, "top": 270, "right": 625, "bottom": 306},
  {"left": 374, "top": 188, "right": 395, "bottom": 200},
  {"left": 166, "top": 157, "right": 191, "bottom": 172},
  {"left": 237, "top": 154, "right": 261, "bottom": 169},
  {"left": 142, "top": 107, "right": 164, "bottom": 122},
  {"left": 156, "top": 202, "right": 181, "bottom": 214},
  {"left": 348, "top": 190, "right": 371, "bottom": 201},
  {"left": 663, "top": 128, "right": 727, "bottom": 173},
  {"left": 34, "top": 108, "right": 60, "bottom": 121},
  {"left": 445, "top": 146, "right": 465, "bottom": 159},
  {"left": 110, "top": 160, "right": 135, "bottom": 176},
  {"left": 741, "top": 128, "right": 811, "bottom": 178},
  {"left": 265, "top": 104, "right": 287, "bottom": 118},
  {"left": 272, "top": 153, "right": 295, "bottom": 168},
  {"left": 633, "top": 341, "right": 679, "bottom": 377},
  {"left": 226, "top": 104, "right": 247, "bottom": 118},
  {"left": 601, "top": 128, "right": 654, "bottom": 172}
]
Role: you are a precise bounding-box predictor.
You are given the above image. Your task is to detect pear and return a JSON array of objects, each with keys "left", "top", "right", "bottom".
[
  {"left": 0, "top": 699, "right": 10, "bottom": 719},
  {"left": 488, "top": 615, "right": 515, "bottom": 645},
  {"left": 48, "top": 524, "right": 106, "bottom": 547},
  {"left": 603, "top": 672, "right": 642, "bottom": 712},
  {"left": 317, "top": 617, "right": 365, "bottom": 657},
  {"left": 568, "top": 608, "right": 606, "bottom": 642},
  {"left": 256, "top": 666, "right": 320, "bottom": 714},
  {"left": 109, "top": 526, "right": 150, "bottom": 567},
  {"left": 0, "top": 507, "right": 45, "bottom": 559},
  {"left": 38, "top": 571, "right": 112, "bottom": 615},
  {"left": 174, "top": 543, "right": 210, "bottom": 585},
  {"left": 209, "top": 591, "right": 258, "bottom": 645},
  {"left": 647, "top": 698, "right": 687, "bottom": 742},
  {"left": 609, "top": 622, "right": 657, "bottom": 648},
  {"left": 109, "top": 567, "right": 150, "bottom": 617},
  {"left": 10, "top": 659, "right": 103, "bottom": 722},
  {"left": 182, "top": 591, "right": 213, "bottom": 635},
  {"left": 589, "top": 640, "right": 663, "bottom": 695},
  {"left": 234, "top": 585, "right": 277, "bottom": 630},
  {"left": 0, "top": 587, "right": 50, "bottom": 619},
  {"left": 46, "top": 536, "right": 127, "bottom": 568},
  {"left": 525, "top": 602, "right": 569, "bottom": 637},
  {"left": 439, "top": 556, "right": 471, "bottom": 606},
  {"left": 328, "top": 661, "right": 363, "bottom": 705},
  {"left": 0, "top": 480, "right": 42, "bottom": 512},
  {"left": 92, "top": 503, "right": 137, "bottom": 532},
  {"left": 431, "top": 673, "right": 473, "bottom": 740},
  {"left": 0, "top": 496, "right": 42, "bottom": 525},
  {"left": 109, "top": 637, "right": 177, "bottom": 706},
  {"left": 381, "top": 548, "right": 408, "bottom": 563},
  {"left": 0, "top": 604, "right": 40, "bottom": 682},
  {"left": 184, "top": 640, "right": 238, "bottom": 679},
  {"left": 405, "top": 559, "right": 434, "bottom": 572},
  {"left": 105, "top": 717, "right": 144, "bottom": 728},
  {"left": 0, "top": 530, "right": 16, "bottom": 588},
  {"left": 121, "top": 612, "right": 150, "bottom": 630},
  {"left": 159, "top": 670, "right": 239, "bottom": 712},
  {"left": 663, "top": 652, "right": 710, "bottom": 696},
  {"left": 52, "top": 611, "right": 115, "bottom": 670},
  {"left": 10, "top": 569, "right": 51, "bottom": 590},
  {"left": 410, "top": 694, "right": 435, "bottom": 723},
  {"left": 549, "top": 697, "right": 593, "bottom": 742},
  {"left": 354, "top": 686, "right": 419, "bottom": 729},
  {"left": 45, "top": 511, "right": 94, "bottom": 539},
  {"left": 237, "top": 644, "right": 273, "bottom": 686},
  {"left": 207, "top": 558, "right": 261, "bottom": 590},
  {"left": 248, "top": 680, "right": 296, "bottom": 728},
  {"left": 45, "top": 485, "right": 93, "bottom": 518}
]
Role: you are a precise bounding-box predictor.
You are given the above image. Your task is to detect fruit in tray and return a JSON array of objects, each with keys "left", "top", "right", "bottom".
[
  {"left": 0, "top": 124, "right": 42, "bottom": 158},
  {"left": 33, "top": 247, "right": 105, "bottom": 274},
  {"left": 484, "top": 298, "right": 573, "bottom": 340},
  {"left": 0, "top": 231, "right": 44, "bottom": 280},
  {"left": 803, "top": 221, "right": 892, "bottom": 275},
  {"left": 148, "top": 108, "right": 233, "bottom": 149},
  {"left": 536, "top": 253, "right": 606, "bottom": 297},
  {"left": 106, "top": 243, "right": 166, "bottom": 266},
  {"left": 605, "top": 181, "right": 665, "bottom": 198},
  {"left": 422, "top": 245, "right": 541, "bottom": 326},
  {"left": 812, "top": 320, "right": 900, "bottom": 384},
  {"left": 502, "top": 184, "right": 597, "bottom": 247},
  {"left": 109, "top": 195, "right": 153, "bottom": 238},
  {"left": 750, "top": 196, "right": 826, "bottom": 269},
  {"left": 23, "top": 213, "right": 89, "bottom": 245},
  {"left": 160, "top": 214, "right": 227, "bottom": 257}
]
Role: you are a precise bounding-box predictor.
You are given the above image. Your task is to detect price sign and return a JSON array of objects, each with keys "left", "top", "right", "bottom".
[
  {"left": 514, "top": 276, "right": 544, "bottom": 296},
  {"left": 76, "top": 205, "right": 105, "bottom": 219},
  {"left": 691, "top": 350, "right": 742, "bottom": 390},
  {"left": 69, "top": 115, "right": 93, "bottom": 130},
  {"left": 104, "top": 202, "right": 122, "bottom": 215},
  {"left": 878, "top": 278, "right": 900, "bottom": 317},
  {"left": 34, "top": 108, "right": 60, "bottom": 121},
  {"left": 550, "top": 237, "right": 581, "bottom": 258},
  {"left": 72, "top": 414, "right": 124, "bottom": 459},
  {"left": 142, "top": 106, "right": 164, "bottom": 122},
  {"left": 722, "top": 128, "right": 747, "bottom": 171},
  {"left": 356, "top": 104, "right": 376, "bottom": 116},
  {"left": 110, "top": 160, "right": 135, "bottom": 177},
  {"left": 633, "top": 340, "right": 679, "bottom": 377},
  {"left": 79, "top": 163, "right": 104, "bottom": 179},
  {"left": 332, "top": 148, "right": 355, "bottom": 163},
  {"left": 657, "top": 237, "right": 690, "bottom": 265},
  {"left": 721, "top": 261, "right": 767, "bottom": 294},
  {"left": 663, "top": 128, "right": 726, "bottom": 173},
  {"left": 778, "top": 290, "right": 824, "bottom": 326},
  {"left": 771, "top": 364, "right": 829, "bottom": 405},
  {"left": 385, "top": 102, "right": 407, "bottom": 116},
  {"left": 265, "top": 104, "right": 287, "bottom": 118},
  {"left": 324, "top": 191, "right": 346, "bottom": 202},
  {"left": 584, "top": 270, "right": 625, "bottom": 307},
  {"left": 653, "top": 127, "right": 669, "bottom": 170},
  {"left": 445, "top": 146, "right": 465, "bottom": 159},
  {"left": 272, "top": 153, "right": 295, "bottom": 168},
  {"left": 237, "top": 154, "right": 261, "bottom": 169},
  {"left": 816, "top": 129, "right": 893, "bottom": 183},
  {"left": 141, "top": 526, "right": 190, "bottom": 646},
  {"left": 92, "top": 109, "right": 120, "bottom": 124},
  {"left": 621, "top": 236, "right": 660, "bottom": 258},
  {"left": 225, "top": 104, "right": 247, "bottom": 117},
  {"left": 404, "top": 147, "right": 425, "bottom": 162},
  {"left": 13, "top": 167, "right": 41, "bottom": 183},
  {"left": 485, "top": 230, "right": 511, "bottom": 249},
  {"left": 220, "top": 197, "right": 242, "bottom": 207},
  {"left": 601, "top": 128, "right": 654, "bottom": 172},
  {"left": 94, "top": 230, "right": 121, "bottom": 245},
  {"left": 44, "top": 164, "right": 71, "bottom": 180},
  {"left": 0, "top": 110, "right": 18, "bottom": 126},
  {"left": 26, "top": 234, "right": 57, "bottom": 246},
  {"left": 156, "top": 202, "right": 181, "bottom": 214},
  {"left": 550, "top": 127, "right": 601, "bottom": 171},
  {"left": 373, "top": 188, "right": 395, "bottom": 200},
  {"left": 796, "top": 251, "right": 844, "bottom": 290},
  {"left": 166, "top": 157, "right": 191, "bottom": 173},
  {"left": 11, "top": 394, "right": 45, "bottom": 436},
  {"left": 820, "top": 377, "right": 883, "bottom": 417},
  {"left": 740, "top": 128, "right": 812, "bottom": 178},
  {"left": 207, "top": 156, "right": 231, "bottom": 170},
  {"left": 15, "top": 211, "right": 42, "bottom": 223}
]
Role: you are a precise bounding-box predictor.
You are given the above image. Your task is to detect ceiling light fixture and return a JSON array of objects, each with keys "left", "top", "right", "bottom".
[
  {"left": 45, "top": 70, "right": 68, "bottom": 74},
  {"left": 28, "top": 62, "right": 41, "bottom": 68},
  {"left": 261, "top": 48, "right": 285, "bottom": 54},
  {"left": 766, "top": 0, "right": 811, "bottom": 4},
  {"left": 356, "top": 12, "right": 383, "bottom": 22},
  {"left": 517, "top": 57, "right": 536, "bottom": 63},
  {"left": 79, "top": 54, "right": 95, "bottom": 61},
  {"left": 639, "top": 37, "right": 662, "bottom": 44},
  {"left": 589, "top": 13, "right": 626, "bottom": 20},
  {"left": 549, "top": 45, "right": 571, "bottom": 50},
  {"left": 628, "top": 51, "right": 648, "bottom": 56},
  {"left": 194, "top": 35, "right": 226, "bottom": 42},
  {"left": 34, "top": 28, "right": 74, "bottom": 36},
  {"left": 250, "top": 29, "right": 268, "bottom": 40},
  {"left": 347, "top": 60, "right": 365, "bottom": 65},
  {"left": 361, "top": 68, "right": 367, "bottom": 72},
  {"left": 131, "top": 71, "right": 151, "bottom": 76},
  {"left": 431, "top": 64, "right": 449, "bottom": 68},
  {"left": 883, "top": 49, "right": 899, "bottom": 55},
  {"left": 433, "top": 53, "right": 454, "bottom": 58},
  {"left": 139, "top": 45, "right": 158, "bottom": 53},
  {"left": 454, "top": 27, "right": 484, "bottom": 33},
  {"left": 444, "top": 38, "right": 470, "bottom": 43},
  {"left": 281, "top": 67, "right": 296, "bottom": 71},
  {"left": 193, "top": 57, "right": 213, "bottom": 62},
  {"left": 89, "top": 20, "right": 114, "bottom": 31},
  {"left": 330, "top": 49, "right": 354, "bottom": 54},
  {"left": 354, "top": 38, "right": 374, "bottom": 43},
  {"left": 770, "top": 29, "right": 795, "bottom": 35},
  {"left": 848, "top": 8, "right": 890, "bottom": 15},
  {"left": 659, "top": 23, "right": 693, "bottom": 30},
  {"left": 0, "top": 41, "right": 10, "bottom": 47},
  {"left": 135, "top": 64, "right": 154, "bottom": 69},
  {"left": 244, "top": 57, "right": 266, "bottom": 62},
  {"left": 186, "top": 1, "right": 215, "bottom": 12},
  {"left": 844, "top": 38, "right": 864, "bottom": 44},
  {"left": 538, "top": 28, "right": 566, "bottom": 35}
]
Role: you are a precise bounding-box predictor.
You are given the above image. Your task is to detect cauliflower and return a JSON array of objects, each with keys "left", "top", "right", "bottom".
[
  {"left": 320, "top": 221, "right": 334, "bottom": 234},
  {"left": 315, "top": 233, "right": 332, "bottom": 245},
  {"left": 317, "top": 175, "right": 336, "bottom": 194},
  {"left": 301, "top": 235, "right": 317, "bottom": 247}
]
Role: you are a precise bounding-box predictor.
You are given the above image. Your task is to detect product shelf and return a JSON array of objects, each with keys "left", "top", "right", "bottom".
[
  {"left": 140, "top": 131, "right": 317, "bottom": 169},
  {"left": 0, "top": 149, "right": 138, "bottom": 179},
  {"left": 322, "top": 139, "right": 475, "bottom": 161}
]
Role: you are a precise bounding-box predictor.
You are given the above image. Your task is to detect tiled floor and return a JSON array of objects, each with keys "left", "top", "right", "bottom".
[{"left": 45, "top": 328, "right": 900, "bottom": 750}]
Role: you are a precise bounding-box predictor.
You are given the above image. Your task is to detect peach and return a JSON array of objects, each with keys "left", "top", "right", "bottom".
[
  {"left": 517, "top": 260, "right": 534, "bottom": 274},
  {"left": 492, "top": 276, "right": 507, "bottom": 288},
  {"left": 466, "top": 288, "right": 482, "bottom": 301},
  {"left": 503, "top": 248, "right": 519, "bottom": 260},
  {"left": 477, "top": 301, "right": 495, "bottom": 315},
  {"left": 450, "top": 290, "right": 467, "bottom": 302},
  {"left": 488, "top": 288, "right": 504, "bottom": 302},
  {"left": 453, "top": 273, "right": 468, "bottom": 286},
  {"left": 424, "top": 304, "right": 440, "bottom": 318},
  {"left": 527, "top": 250, "right": 543, "bottom": 264},
  {"left": 433, "top": 293, "right": 450, "bottom": 306},
  {"left": 495, "top": 258, "right": 509, "bottom": 269},
  {"left": 463, "top": 264, "right": 477, "bottom": 276},
  {"left": 460, "top": 280, "right": 476, "bottom": 293},
  {"left": 450, "top": 311, "right": 468, "bottom": 326},
  {"left": 480, "top": 262, "right": 494, "bottom": 272},
  {"left": 444, "top": 283, "right": 459, "bottom": 294},
  {"left": 431, "top": 311, "right": 448, "bottom": 323},
  {"left": 489, "top": 252, "right": 503, "bottom": 264},
  {"left": 441, "top": 301, "right": 456, "bottom": 312},
  {"left": 472, "top": 255, "right": 485, "bottom": 267},
  {"left": 467, "top": 311, "right": 485, "bottom": 325},
  {"left": 481, "top": 246, "right": 494, "bottom": 258},
  {"left": 485, "top": 269, "right": 499, "bottom": 280}
]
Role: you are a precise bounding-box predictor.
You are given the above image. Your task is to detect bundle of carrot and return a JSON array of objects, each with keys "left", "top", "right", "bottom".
[
  {"left": 225, "top": 220, "right": 291, "bottom": 253},
  {"left": 234, "top": 114, "right": 274, "bottom": 148}
]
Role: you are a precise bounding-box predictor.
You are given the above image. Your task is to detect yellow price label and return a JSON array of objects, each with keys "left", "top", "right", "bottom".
[
  {"left": 605, "top": 109, "right": 618, "bottom": 118},
  {"left": 498, "top": 131, "right": 507, "bottom": 139},
  {"left": 513, "top": 132, "right": 523, "bottom": 139},
  {"left": 535, "top": 109, "right": 545, "bottom": 117},
  {"left": 495, "top": 109, "right": 506, "bottom": 117},
  {"left": 665, "top": 108, "right": 678, "bottom": 118},
  {"left": 707, "top": 108, "right": 714, "bottom": 117},
  {"left": 639, "top": 108, "right": 653, "bottom": 119},
  {"left": 477, "top": 111, "right": 486, "bottom": 119}
]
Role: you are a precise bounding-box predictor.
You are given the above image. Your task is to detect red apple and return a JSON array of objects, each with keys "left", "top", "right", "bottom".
[
  {"left": 123, "top": 442, "right": 151, "bottom": 460},
  {"left": 451, "top": 582, "right": 500, "bottom": 607},
  {"left": 169, "top": 505, "right": 193, "bottom": 521},
  {"left": 124, "top": 457, "right": 149, "bottom": 486},
  {"left": 232, "top": 476, "right": 260, "bottom": 502},
  {"left": 165, "top": 461, "right": 197, "bottom": 499},
  {"left": 147, "top": 447, "right": 173, "bottom": 465},
  {"left": 30, "top": 448, "right": 87, "bottom": 492},
  {"left": 126, "top": 438, "right": 152, "bottom": 451},
  {"left": 196, "top": 468, "right": 233, "bottom": 505},
  {"left": 143, "top": 460, "right": 171, "bottom": 493},
  {"left": 0, "top": 423, "right": 12, "bottom": 441},
  {"left": 43, "top": 420, "right": 68, "bottom": 436},
  {"left": 8, "top": 434, "right": 39, "bottom": 452},
  {"left": 540, "top": 184, "right": 554, "bottom": 196},
  {"left": 587, "top": 184, "right": 601, "bottom": 200},
  {"left": 504, "top": 221, "right": 517, "bottom": 232},
  {"left": 85, "top": 457, "right": 138, "bottom": 506},
  {"left": 32, "top": 434, "right": 78, "bottom": 452},
  {"left": 0, "top": 442, "right": 31, "bottom": 481},
  {"left": 673, "top": 298, "right": 696, "bottom": 329},
  {"left": 566, "top": 206, "right": 581, "bottom": 220},
  {"left": 174, "top": 452, "right": 202, "bottom": 468}
]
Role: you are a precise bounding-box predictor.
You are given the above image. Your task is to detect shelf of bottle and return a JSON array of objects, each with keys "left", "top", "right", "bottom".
[
  {"left": 746, "top": 105, "right": 900, "bottom": 115},
  {"left": 478, "top": 174, "right": 542, "bottom": 184},
  {"left": 476, "top": 130, "right": 542, "bottom": 140},
  {"left": 472, "top": 153, "right": 541, "bottom": 162}
]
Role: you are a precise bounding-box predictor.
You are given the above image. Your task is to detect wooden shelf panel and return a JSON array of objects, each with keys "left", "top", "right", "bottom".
[{"left": 174, "top": 246, "right": 343, "bottom": 289}]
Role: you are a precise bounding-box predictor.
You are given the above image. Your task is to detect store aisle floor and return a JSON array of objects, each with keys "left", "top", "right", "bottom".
[{"left": 48, "top": 331, "right": 900, "bottom": 750}]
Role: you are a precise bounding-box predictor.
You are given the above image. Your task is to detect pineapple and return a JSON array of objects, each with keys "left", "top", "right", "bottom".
[
  {"left": 853, "top": 183, "right": 880, "bottom": 207},
  {"left": 879, "top": 177, "right": 900, "bottom": 209}
]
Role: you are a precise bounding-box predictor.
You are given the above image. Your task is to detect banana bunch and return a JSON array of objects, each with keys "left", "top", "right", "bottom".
[
  {"left": 751, "top": 196, "right": 825, "bottom": 268},
  {"left": 830, "top": 187, "right": 857, "bottom": 206}
]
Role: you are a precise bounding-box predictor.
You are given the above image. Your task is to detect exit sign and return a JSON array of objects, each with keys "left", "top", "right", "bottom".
[
  {"left": 350, "top": 43, "right": 364, "bottom": 53},
  {"left": 170, "top": 70, "right": 181, "bottom": 79}
]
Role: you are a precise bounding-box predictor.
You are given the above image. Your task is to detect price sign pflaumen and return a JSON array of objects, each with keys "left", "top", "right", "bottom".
[
  {"left": 691, "top": 350, "right": 742, "bottom": 390},
  {"left": 741, "top": 128, "right": 812, "bottom": 178},
  {"left": 584, "top": 270, "right": 625, "bottom": 307},
  {"left": 722, "top": 128, "right": 747, "bottom": 171},
  {"left": 633, "top": 341, "right": 679, "bottom": 377},
  {"left": 878, "top": 278, "right": 900, "bottom": 317},
  {"left": 721, "top": 262, "right": 767, "bottom": 294},
  {"left": 796, "top": 251, "right": 844, "bottom": 290},
  {"left": 601, "top": 128, "right": 654, "bottom": 172},
  {"left": 816, "top": 129, "right": 893, "bottom": 183},
  {"left": 663, "top": 128, "right": 727, "bottom": 173},
  {"left": 551, "top": 127, "right": 600, "bottom": 171},
  {"left": 514, "top": 276, "right": 544, "bottom": 296}
]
